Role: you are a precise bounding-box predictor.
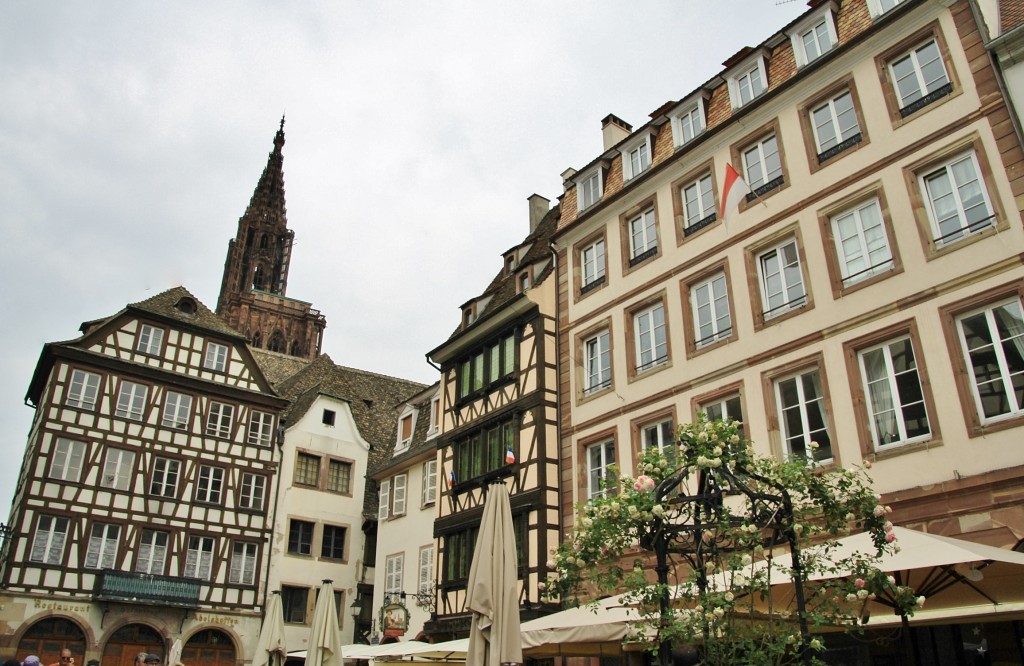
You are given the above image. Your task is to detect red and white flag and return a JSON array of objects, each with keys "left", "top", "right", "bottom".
[{"left": 719, "top": 163, "right": 751, "bottom": 229}]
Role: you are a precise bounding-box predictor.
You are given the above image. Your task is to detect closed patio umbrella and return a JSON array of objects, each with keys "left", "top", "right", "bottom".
[
  {"left": 306, "top": 580, "right": 343, "bottom": 666},
  {"left": 253, "top": 591, "right": 288, "bottom": 666},
  {"left": 466, "top": 482, "right": 522, "bottom": 666}
]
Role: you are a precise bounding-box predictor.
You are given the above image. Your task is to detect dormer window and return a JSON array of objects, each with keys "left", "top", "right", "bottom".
[
  {"left": 575, "top": 164, "right": 607, "bottom": 212},
  {"left": 505, "top": 256, "right": 516, "bottom": 275},
  {"left": 668, "top": 92, "right": 710, "bottom": 149},
  {"left": 174, "top": 297, "right": 197, "bottom": 316},
  {"left": 727, "top": 51, "right": 769, "bottom": 109},
  {"left": 462, "top": 306, "right": 475, "bottom": 327},
  {"left": 867, "top": 0, "right": 905, "bottom": 19},
  {"left": 789, "top": 3, "right": 838, "bottom": 68},
  {"left": 518, "top": 271, "right": 530, "bottom": 292},
  {"left": 427, "top": 396, "right": 440, "bottom": 437},
  {"left": 396, "top": 410, "right": 415, "bottom": 452},
  {"left": 621, "top": 129, "right": 656, "bottom": 181}
]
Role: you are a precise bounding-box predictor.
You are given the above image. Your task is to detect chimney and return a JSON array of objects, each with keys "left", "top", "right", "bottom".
[
  {"left": 601, "top": 114, "right": 632, "bottom": 151},
  {"left": 528, "top": 194, "right": 550, "bottom": 233}
]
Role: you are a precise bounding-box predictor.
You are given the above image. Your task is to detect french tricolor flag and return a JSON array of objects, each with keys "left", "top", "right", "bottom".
[
  {"left": 506, "top": 448, "right": 516, "bottom": 464},
  {"left": 447, "top": 470, "right": 455, "bottom": 487},
  {"left": 719, "top": 163, "right": 751, "bottom": 230}
]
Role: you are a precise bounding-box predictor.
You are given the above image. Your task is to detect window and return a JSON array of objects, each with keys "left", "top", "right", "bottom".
[
  {"left": 398, "top": 413, "right": 415, "bottom": 449},
  {"left": 229, "top": 542, "right": 258, "bottom": 585},
  {"left": 294, "top": 448, "right": 317, "bottom": 485},
  {"left": 811, "top": 90, "right": 861, "bottom": 162},
  {"left": 729, "top": 55, "right": 768, "bottom": 108},
  {"left": 322, "top": 525, "right": 346, "bottom": 560},
  {"left": 101, "top": 448, "right": 135, "bottom": 491},
  {"left": 115, "top": 381, "right": 148, "bottom": 420},
  {"left": 282, "top": 585, "right": 309, "bottom": 624},
  {"left": 137, "top": 324, "right": 164, "bottom": 355},
  {"left": 627, "top": 207, "right": 658, "bottom": 265},
  {"left": 239, "top": 472, "right": 267, "bottom": 510},
  {"left": 428, "top": 396, "right": 441, "bottom": 435},
  {"left": 633, "top": 303, "right": 668, "bottom": 373},
  {"left": 454, "top": 419, "right": 515, "bottom": 484},
  {"left": 868, "top": 0, "right": 905, "bottom": 18},
  {"left": 581, "top": 238, "right": 606, "bottom": 293},
  {"left": 682, "top": 174, "right": 717, "bottom": 236},
  {"left": 30, "top": 515, "right": 68, "bottom": 565},
  {"left": 419, "top": 546, "right": 434, "bottom": 595},
  {"left": 743, "top": 135, "right": 783, "bottom": 196},
  {"left": 184, "top": 535, "right": 215, "bottom": 580},
  {"left": 247, "top": 410, "right": 274, "bottom": 446},
  {"left": 443, "top": 526, "right": 478, "bottom": 583},
  {"left": 392, "top": 473, "right": 407, "bottom": 516},
  {"left": 775, "top": 368, "right": 833, "bottom": 464},
  {"left": 757, "top": 238, "right": 806, "bottom": 320},
  {"left": 322, "top": 409, "right": 336, "bottom": 426},
  {"left": 66, "top": 369, "right": 101, "bottom": 409},
  {"left": 206, "top": 402, "right": 234, "bottom": 439},
  {"left": 288, "top": 520, "right": 314, "bottom": 556},
  {"left": 671, "top": 103, "right": 705, "bottom": 147},
  {"left": 385, "top": 554, "right": 404, "bottom": 595},
  {"left": 700, "top": 393, "right": 745, "bottom": 435},
  {"left": 456, "top": 332, "right": 516, "bottom": 399},
  {"left": 135, "top": 529, "right": 168, "bottom": 574},
  {"left": 577, "top": 168, "right": 604, "bottom": 211},
  {"left": 195, "top": 465, "right": 224, "bottom": 504},
  {"left": 889, "top": 38, "right": 951, "bottom": 117},
  {"left": 422, "top": 459, "right": 437, "bottom": 506},
  {"left": 826, "top": 198, "right": 893, "bottom": 287},
  {"left": 162, "top": 391, "right": 193, "bottom": 430},
  {"left": 150, "top": 457, "right": 180, "bottom": 498},
  {"left": 583, "top": 330, "right": 611, "bottom": 396},
  {"left": 920, "top": 151, "right": 994, "bottom": 246},
  {"left": 691, "top": 273, "right": 732, "bottom": 348},
  {"left": 801, "top": 19, "right": 833, "bottom": 63},
  {"left": 50, "top": 437, "right": 86, "bottom": 482},
  {"left": 327, "top": 460, "right": 352, "bottom": 494},
  {"left": 790, "top": 6, "right": 838, "bottom": 68},
  {"left": 622, "top": 133, "right": 654, "bottom": 181},
  {"left": 858, "top": 337, "right": 930, "bottom": 449},
  {"left": 641, "top": 419, "right": 674, "bottom": 456},
  {"left": 587, "top": 440, "right": 616, "bottom": 499},
  {"left": 957, "top": 299, "right": 1024, "bottom": 422},
  {"left": 203, "top": 342, "right": 229, "bottom": 372},
  {"left": 85, "top": 523, "right": 120, "bottom": 569}
]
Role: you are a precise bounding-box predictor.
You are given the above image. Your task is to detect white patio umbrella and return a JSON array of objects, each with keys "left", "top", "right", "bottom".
[
  {"left": 466, "top": 482, "right": 522, "bottom": 666},
  {"left": 306, "top": 580, "right": 343, "bottom": 666},
  {"left": 253, "top": 592, "right": 288, "bottom": 666},
  {"left": 520, "top": 602, "right": 641, "bottom": 656},
  {"left": 167, "top": 639, "right": 183, "bottom": 666}
]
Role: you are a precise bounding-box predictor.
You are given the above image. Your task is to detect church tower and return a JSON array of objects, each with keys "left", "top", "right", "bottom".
[{"left": 216, "top": 119, "right": 326, "bottom": 359}]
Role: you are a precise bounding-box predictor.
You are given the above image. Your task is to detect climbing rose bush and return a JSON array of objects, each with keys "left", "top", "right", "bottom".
[{"left": 541, "top": 417, "right": 919, "bottom": 666}]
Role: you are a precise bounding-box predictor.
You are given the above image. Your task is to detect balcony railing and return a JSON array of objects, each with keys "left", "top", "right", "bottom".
[{"left": 94, "top": 570, "right": 201, "bottom": 608}]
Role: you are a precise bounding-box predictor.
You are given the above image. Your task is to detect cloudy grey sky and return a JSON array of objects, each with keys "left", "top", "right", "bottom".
[{"left": 0, "top": 1, "right": 805, "bottom": 514}]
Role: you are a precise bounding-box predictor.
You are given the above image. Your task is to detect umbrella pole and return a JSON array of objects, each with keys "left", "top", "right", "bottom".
[{"left": 900, "top": 613, "right": 921, "bottom": 666}]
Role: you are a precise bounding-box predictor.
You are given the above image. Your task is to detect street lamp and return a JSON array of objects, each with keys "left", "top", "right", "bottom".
[{"left": 349, "top": 597, "right": 362, "bottom": 619}]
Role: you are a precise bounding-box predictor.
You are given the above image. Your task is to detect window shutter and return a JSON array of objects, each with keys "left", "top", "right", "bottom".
[
  {"left": 393, "top": 475, "right": 407, "bottom": 515},
  {"left": 378, "top": 480, "right": 390, "bottom": 520}
]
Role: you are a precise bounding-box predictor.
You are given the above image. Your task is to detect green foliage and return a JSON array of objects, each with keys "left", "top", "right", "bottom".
[{"left": 540, "top": 417, "right": 920, "bottom": 666}]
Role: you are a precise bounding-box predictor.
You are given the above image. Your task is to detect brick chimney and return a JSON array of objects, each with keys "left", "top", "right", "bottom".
[
  {"left": 601, "top": 114, "right": 632, "bottom": 151},
  {"left": 528, "top": 194, "right": 550, "bottom": 233}
]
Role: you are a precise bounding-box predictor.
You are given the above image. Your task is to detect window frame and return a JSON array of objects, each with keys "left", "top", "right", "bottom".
[
  {"left": 788, "top": 3, "right": 838, "bottom": 68},
  {"left": 422, "top": 458, "right": 437, "bottom": 507},
  {"left": 238, "top": 472, "right": 267, "bottom": 511},
  {"left": 294, "top": 451, "right": 321, "bottom": 488},
  {"left": 763, "top": 357, "right": 837, "bottom": 467},
  {"left": 627, "top": 295, "right": 670, "bottom": 379},
  {"left": 150, "top": 456, "right": 181, "bottom": 498},
  {"left": 798, "top": 78, "right": 869, "bottom": 171},
  {"left": 817, "top": 185, "right": 902, "bottom": 298},
  {"left": 668, "top": 91, "right": 710, "bottom": 149},
  {"left": 287, "top": 519, "right": 314, "bottom": 557},
  {"left": 682, "top": 262, "right": 736, "bottom": 357},
  {"left": 281, "top": 585, "right": 310, "bottom": 624},
  {"left": 114, "top": 379, "right": 149, "bottom": 421},
  {"left": 229, "top": 541, "right": 259, "bottom": 586},
  {"left": 203, "top": 341, "right": 230, "bottom": 373},
  {"left": 206, "top": 401, "right": 235, "bottom": 439},
  {"left": 730, "top": 119, "right": 789, "bottom": 208},
  {"left": 100, "top": 447, "right": 135, "bottom": 491},
  {"left": 746, "top": 229, "right": 812, "bottom": 329},
  {"left": 85, "top": 522, "right": 121, "bottom": 570},
  {"left": 50, "top": 436, "right": 87, "bottom": 483},
  {"left": 726, "top": 51, "right": 769, "bottom": 109},
  {"left": 326, "top": 458, "right": 353, "bottom": 495},
  {"left": 385, "top": 553, "right": 404, "bottom": 596},
  {"left": 30, "top": 514, "right": 69, "bottom": 566},
  {"left": 65, "top": 368, "right": 102, "bottom": 410},
  {"left": 455, "top": 330, "right": 518, "bottom": 402},
  {"left": 585, "top": 438, "right": 617, "bottom": 500},
  {"left": 625, "top": 206, "right": 658, "bottom": 267},
  {"left": 577, "top": 321, "right": 613, "bottom": 401},
  {"left": 183, "top": 534, "right": 216, "bottom": 580},
  {"left": 418, "top": 545, "right": 434, "bottom": 596},
  {"left": 136, "top": 323, "right": 166, "bottom": 357},
  {"left": 575, "top": 164, "right": 607, "bottom": 212},
  {"left": 620, "top": 129, "right": 656, "bottom": 181},
  {"left": 867, "top": 0, "right": 906, "bottom": 19},
  {"left": 397, "top": 411, "right": 416, "bottom": 451},
  {"left": 630, "top": 405, "right": 677, "bottom": 466},
  {"left": 135, "top": 528, "right": 168, "bottom": 575},
  {"left": 161, "top": 390, "right": 194, "bottom": 430},
  {"left": 918, "top": 150, "right": 997, "bottom": 248},
  {"left": 194, "top": 464, "right": 225, "bottom": 505},
  {"left": 693, "top": 382, "right": 747, "bottom": 439},
  {"left": 321, "top": 524, "right": 347, "bottom": 561},
  {"left": 876, "top": 23, "right": 959, "bottom": 126},
  {"left": 452, "top": 418, "right": 516, "bottom": 488},
  {"left": 247, "top": 410, "right": 275, "bottom": 447}
]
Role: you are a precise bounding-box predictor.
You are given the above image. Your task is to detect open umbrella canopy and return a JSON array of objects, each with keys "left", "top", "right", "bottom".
[
  {"left": 254, "top": 592, "right": 288, "bottom": 666},
  {"left": 466, "top": 482, "right": 522, "bottom": 666},
  {"left": 306, "top": 580, "right": 343, "bottom": 666},
  {"left": 520, "top": 602, "right": 641, "bottom": 656}
]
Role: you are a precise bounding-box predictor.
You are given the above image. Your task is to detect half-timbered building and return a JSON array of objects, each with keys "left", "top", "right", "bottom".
[
  {"left": 0, "top": 287, "right": 288, "bottom": 666},
  {"left": 425, "top": 196, "right": 562, "bottom": 639}
]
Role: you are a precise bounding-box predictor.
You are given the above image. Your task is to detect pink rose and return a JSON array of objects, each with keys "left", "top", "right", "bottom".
[
  {"left": 873, "top": 505, "right": 886, "bottom": 517},
  {"left": 854, "top": 578, "right": 865, "bottom": 588},
  {"left": 885, "top": 532, "right": 897, "bottom": 543},
  {"left": 634, "top": 475, "right": 656, "bottom": 492}
]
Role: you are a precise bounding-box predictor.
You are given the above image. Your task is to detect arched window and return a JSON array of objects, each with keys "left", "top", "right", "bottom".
[
  {"left": 290, "top": 340, "right": 301, "bottom": 356},
  {"left": 267, "top": 331, "right": 285, "bottom": 353},
  {"left": 253, "top": 266, "right": 265, "bottom": 291},
  {"left": 19, "top": 618, "right": 87, "bottom": 665},
  {"left": 260, "top": 234, "right": 269, "bottom": 250},
  {"left": 251, "top": 332, "right": 262, "bottom": 349},
  {"left": 182, "top": 629, "right": 236, "bottom": 666}
]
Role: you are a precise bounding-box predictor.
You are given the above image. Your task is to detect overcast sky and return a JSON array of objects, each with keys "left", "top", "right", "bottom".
[{"left": 0, "top": 1, "right": 806, "bottom": 515}]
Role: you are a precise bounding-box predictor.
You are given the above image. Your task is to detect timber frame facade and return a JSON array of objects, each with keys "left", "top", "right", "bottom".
[
  {"left": 0, "top": 287, "right": 288, "bottom": 666},
  {"left": 425, "top": 196, "right": 562, "bottom": 638}
]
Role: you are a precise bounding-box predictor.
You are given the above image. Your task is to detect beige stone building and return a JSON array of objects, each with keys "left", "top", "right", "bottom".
[{"left": 552, "top": 0, "right": 1024, "bottom": 654}]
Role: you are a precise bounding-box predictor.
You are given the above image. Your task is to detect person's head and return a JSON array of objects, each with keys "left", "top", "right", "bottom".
[
  {"left": 22, "top": 656, "right": 41, "bottom": 666},
  {"left": 144, "top": 655, "right": 160, "bottom": 666},
  {"left": 59, "top": 650, "right": 72, "bottom": 665},
  {"left": 134, "top": 654, "right": 148, "bottom": 666}
]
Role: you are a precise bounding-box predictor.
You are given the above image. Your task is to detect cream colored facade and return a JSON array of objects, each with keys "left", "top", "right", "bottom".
[
  {"left": 268, "top": 393, "right": 369, "bottom": 649},
  {"left": 554, "top": 0, "right": 1024, "bottom": 549}
]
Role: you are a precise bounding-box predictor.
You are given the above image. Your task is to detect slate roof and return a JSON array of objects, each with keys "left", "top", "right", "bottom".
[
  {"left": 368, "top": 382, "right": 440, "bottom": 479},
  {"left": 129, "top": 286, "right": 246, "bottom": 340},
  {"left": 445, "top": 203, "right": 561, "bottom": 341},
  {"left": 250, "top": 349, "right": 427, "bottom": 518}
]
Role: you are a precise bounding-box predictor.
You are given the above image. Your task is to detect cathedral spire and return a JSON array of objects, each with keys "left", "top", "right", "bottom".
[{"left": 243, "top": 115, "right": 288, "bottom": 229}]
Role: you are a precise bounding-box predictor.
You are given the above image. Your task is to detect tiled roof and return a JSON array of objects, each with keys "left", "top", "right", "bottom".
[
  {"left": 249, "top": 348, "right": 313, "bottom": 385},
  {"left": 446, "top": 204, "right": 561, "bottom": 340},
  {"left": 251, "top": 351, "right": 427, "bottom": 518},
  {"left": 1002, "top": 0, "right": 1024, "bottom": 33},
  {"left": 129, "top": 286, "right": 245, "bottom": 339},
  {"left": 369, "top": 383, "right": 440, "bottom": 478}
]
